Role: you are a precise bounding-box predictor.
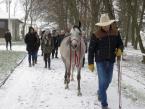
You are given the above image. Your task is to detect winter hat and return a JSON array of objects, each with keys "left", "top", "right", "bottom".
[
  {"left": 29, "top": 26, "right": 34, "bottom": 33},
  {"left": 95, "top": 13, "right": 115, "bottom": 26}
]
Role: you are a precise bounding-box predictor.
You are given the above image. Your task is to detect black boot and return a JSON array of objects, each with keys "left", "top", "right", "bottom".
[
  {"left": 45, "top": 60, "right": 47, "bottom": 68},
  {"left": 55, "top": 52, "right": 58, "bottom": 58},
  {"left": 52, "top": 49, "right": 55, "bottom": 59},
  {"left": 35, "top": 58, "right": 37, "bottom": 64},
  {"left": 32, "top": 61, "right": 35, "bottom": 66},
  {"left": 48, "top": 58, "right": 51, "bottom": 69},
  {"left": 48, "top": 64, "right": 51, "bottom": 70}
]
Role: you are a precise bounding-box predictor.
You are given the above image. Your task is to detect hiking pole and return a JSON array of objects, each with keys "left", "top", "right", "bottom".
[{"left": 117, "top": 56, "right": 122, "bottom": 109}]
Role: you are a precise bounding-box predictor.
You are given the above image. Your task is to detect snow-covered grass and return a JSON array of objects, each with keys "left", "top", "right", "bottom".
[
  {"left": 0, "top": 38, "right": 25, "bottom": 45},
  {"left": 0, "top": 50, "right": 26, "bottom": 86}
]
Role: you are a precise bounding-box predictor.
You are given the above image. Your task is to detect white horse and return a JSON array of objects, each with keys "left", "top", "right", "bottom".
[{"left": 60, "top": 23, "right": 86, "bottom": 96}]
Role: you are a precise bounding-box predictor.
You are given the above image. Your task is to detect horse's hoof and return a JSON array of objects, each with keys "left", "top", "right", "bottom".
[
  {"left": 68, "top": 80, "right": 70, "bottom": 84},
  {"left": 65, "top": 85, "right": 69, "bottom": 89},
  {"left": 77, "top": 92, "right": 82, "bottom": 96}
]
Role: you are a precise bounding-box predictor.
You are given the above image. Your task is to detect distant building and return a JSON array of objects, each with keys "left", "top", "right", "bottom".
[
  {"left": 0, "top": 9, "right": 23, "bottom": 41},
  {"left": 0, "top": 18, "right": 23, "bottom": 41}
]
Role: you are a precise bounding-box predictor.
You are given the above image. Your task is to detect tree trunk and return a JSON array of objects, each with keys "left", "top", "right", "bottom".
[
  {"left": 134, "top": 33, "right": 138, "bottom": 49},
  {"left": 136, "top": 0, "right": 145, "bottom": 63},
  {"left": 124, "top": 15, "right": 131, "bottom": 47},
  {"left": 131, "top": 17, "right": 135, "bottom": 46},
  {"left": 90, "top": 0, "right": 102, "bottom": 32},
  {"left": 102, "top": 0, "right": 115, "bottom": 19}
]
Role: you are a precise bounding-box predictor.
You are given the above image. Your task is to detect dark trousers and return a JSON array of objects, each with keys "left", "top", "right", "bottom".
[
  {"left": 52, "top": 47, "right": 58, "bottom": 58},
  {"left": 6, "top": 40, "right": 11, "bottom": 50},
  {"left": 44, "top": 53, "right": 51, "bottom": 68},
  {"left": 34, "top": 51, "right": 38, "bottom": 63},
  {"left": 28, "top": 51, "right": 36, "bottom": 65}
]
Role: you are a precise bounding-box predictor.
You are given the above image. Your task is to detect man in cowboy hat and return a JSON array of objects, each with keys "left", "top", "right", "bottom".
[{"left": 88, "top": 13, "right": 123, "bottom": 109}]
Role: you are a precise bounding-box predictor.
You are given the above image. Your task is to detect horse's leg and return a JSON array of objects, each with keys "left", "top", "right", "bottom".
[
  {"left": 71, "top": 65, "right": 75, "bottom": 81},
  {"left": 65, "top": 63, "right": 71, "bottom": 89},
  {"left": 64, "top": 69, "right": 67, "bottom": 84},
  {"left": 82, "top": 57, "right": 85, "bottom": 67},
  {"left": 62, "top": 58, "right": 67, "bottom": 84},
  {"left": 77, "top": 68, "right": 82, "bottom": 96},
  {"left": 65, "top": 70, "right": 70, "bottom": 89}
]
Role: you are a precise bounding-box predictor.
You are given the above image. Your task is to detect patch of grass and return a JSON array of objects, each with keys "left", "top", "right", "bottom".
[
  {"left": 0, "top": 40, "right": 25, "bottom": 46},
  {"left": 0, "top": 50, "right": 26, "bottom": 82}
]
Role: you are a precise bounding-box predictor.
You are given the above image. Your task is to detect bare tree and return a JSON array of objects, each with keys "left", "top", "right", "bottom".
[{"left": 20, "top": 0, "right": 32, "bottom": 38}]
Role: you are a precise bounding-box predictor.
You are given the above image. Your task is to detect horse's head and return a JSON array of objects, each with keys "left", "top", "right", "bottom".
[{"left": 69, "top": 22, "right": 82, "bottom": 50}]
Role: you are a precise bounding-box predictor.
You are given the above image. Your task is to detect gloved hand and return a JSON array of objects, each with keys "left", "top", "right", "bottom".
[
  {"left": 88, "top": 64, "right": 94, "bottom": 72},
  {"left": 115, "top": 48, "right": 122, "bottom": 57}
]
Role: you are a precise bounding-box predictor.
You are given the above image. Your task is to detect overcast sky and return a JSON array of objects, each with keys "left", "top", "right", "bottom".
[{"left": 0, "top": 0, "right": 24, "bottom": 19}]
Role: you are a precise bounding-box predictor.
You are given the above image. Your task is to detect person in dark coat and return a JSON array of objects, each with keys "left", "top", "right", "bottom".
[
  {"left": 34, "top": 31, "right": 40, "bottom": 64},
  {"left": 40, "top": 30, "right": 45, "bottom": 56},
  {"left": 58, "top": 30, "right": 65, "bottom": 47},
  {"left": 51, "top": 29, "right": 59, "bottom": 58},
  {"left": 88, "top": 13, "right": 124, "bottom": 109},
  {"left": 41, "top": 30, "right": 54, "bottom": 69},
  {"left": 4, "top": 29, "right": 12, "bottom": 50},
  {"left": 24, "top": 27, "right": 37, "bottom": 67}
]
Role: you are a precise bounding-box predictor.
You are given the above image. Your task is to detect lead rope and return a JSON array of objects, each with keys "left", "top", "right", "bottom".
[
  {"left": 78, "top": 39, "right": 81, "bottom": 69},
  {"left": 69, "top": 37, "right": 72, "bottom": 77},
  {"left": 74, "top": 39, "right": 81, "bottom": 68}
]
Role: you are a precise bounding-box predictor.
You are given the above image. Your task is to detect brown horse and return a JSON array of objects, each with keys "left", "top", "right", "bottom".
[{"left": 60, "top": 23, "right": 86, "bottom": 96}]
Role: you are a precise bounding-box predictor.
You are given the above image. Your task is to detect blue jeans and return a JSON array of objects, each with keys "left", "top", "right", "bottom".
[
  {"left": 28, "top": 51, "right": 36, "bottom": 64},
  {"left": 96, "top": 61, "right": 114, "bottom": 107}
]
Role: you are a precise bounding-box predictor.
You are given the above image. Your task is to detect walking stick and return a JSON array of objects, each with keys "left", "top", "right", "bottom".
[{"left": 117, "top": 56, "right": 122, "bottom": 109}]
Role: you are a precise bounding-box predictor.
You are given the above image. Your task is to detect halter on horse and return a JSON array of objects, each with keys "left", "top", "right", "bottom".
[{"left": 60, "top": 22, "right": 86, "bottom": 96}]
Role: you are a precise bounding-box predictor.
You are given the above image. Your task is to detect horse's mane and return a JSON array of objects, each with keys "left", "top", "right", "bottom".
[
  {"left": 73, "top": 25, "right": 81, "bottom": 33},
  {"left": 70, "top": 25, "right": 81, "bottom": 37}
]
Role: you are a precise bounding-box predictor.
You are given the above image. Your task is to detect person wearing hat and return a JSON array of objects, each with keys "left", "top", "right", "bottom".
[{"left": 88, "top": 13, "right": 123, "bottom": 109}]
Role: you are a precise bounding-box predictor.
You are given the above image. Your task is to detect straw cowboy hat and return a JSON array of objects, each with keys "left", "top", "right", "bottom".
[{"left": 95, "top": 13, "right": 115, "bottom": 26}]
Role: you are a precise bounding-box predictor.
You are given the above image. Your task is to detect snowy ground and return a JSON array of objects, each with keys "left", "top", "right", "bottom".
[{"left": 0, "top": 45, "right": 145, "bottom": 109}]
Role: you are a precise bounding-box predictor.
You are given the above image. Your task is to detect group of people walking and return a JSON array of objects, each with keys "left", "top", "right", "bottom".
[
  {"left": 24, "top": 13, "right": 124, "bottom": 109},
  {"left": 24, "top": 27, "right": 66, "bottom": 69}
]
